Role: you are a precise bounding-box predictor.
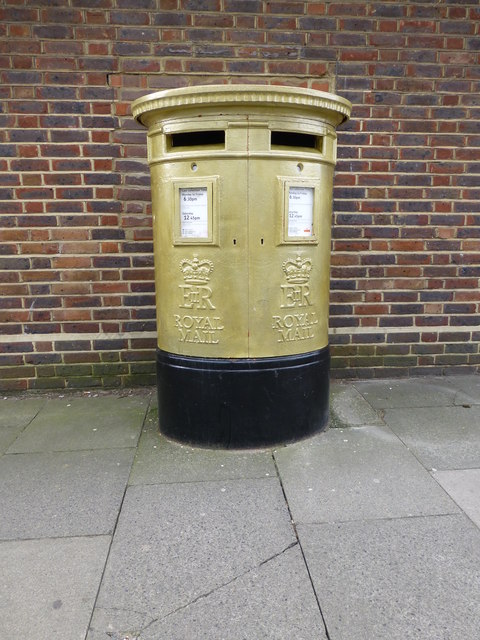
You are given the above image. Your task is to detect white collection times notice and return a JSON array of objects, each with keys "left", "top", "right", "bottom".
[
  {"left": 288, "top": 186, "right": 314, "bottom": 237},
  {"left": 180, "top": 187, "right": 209, "bottom": 238}
]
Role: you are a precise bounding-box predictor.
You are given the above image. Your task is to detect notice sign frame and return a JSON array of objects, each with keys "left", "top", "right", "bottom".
[
  {"left": 280, "top": 178, "right": 319, "bottom": 245},
  {"left": 173, "top": 178, "right": 218, "bottom": 245}
]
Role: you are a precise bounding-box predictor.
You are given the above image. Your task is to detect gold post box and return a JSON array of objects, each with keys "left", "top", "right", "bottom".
[{"left": 132, "top": 85, "right": 351, "bottom": 447}]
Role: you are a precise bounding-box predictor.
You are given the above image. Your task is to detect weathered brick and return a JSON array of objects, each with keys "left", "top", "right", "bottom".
[
  {"left": 33, "top": 25, "right": 74, "bottom": 40},
  {"left": 224, "top": 0, "right": 263, "bottom": 12}
]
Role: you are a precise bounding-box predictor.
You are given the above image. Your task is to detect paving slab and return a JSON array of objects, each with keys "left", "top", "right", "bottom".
[
  {"left": 139, "top": 546, "right": 325, "bottom": 640},
  {"left": 330, "top": 382, "right": 383, "bottom": 428},
  {"left": 298, "top": 514, "right": 480, "bottom": 640},
  {"left": 274, "top": 425, "right": 457, "bottom": 523},
  {"left": 6, "top": 395, "right": 150, "bottom": 453},
  {"left": 0, "top": 396, "right": 45, "bottom": 428},
  {"left": 93, "top": 479, "right": 295, "bottom": 628},
  {"left": 434, "top": 468, "right": 480, "bottom": 528},
  {"left": 87, "top": 607, "right": 150, "bottom": 640},
  {"left": 0, "top": 448, "right": 134, "bottom": 540},
  {"left": 88, "top": 546, "right": 326, "bottom": 640},
  {"left": 0, "top": 424, "right": 25, "bottom": 455},
  {"left": 383, "top": 405, "right": 480, "bottom": 470},
  {"left": 447, "top": 374, "right": 480, "bottom": 405},
  {"left": 129, "top": 410, "right": 276, "bottom": 485},
  {"left": 354, "top": 378, "right": 457, "bottom": 409},
  {"left": 0, "top": 535, "right": 110, "bottom": 640}
]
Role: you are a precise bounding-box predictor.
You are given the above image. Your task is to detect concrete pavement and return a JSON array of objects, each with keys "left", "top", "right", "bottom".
[{"left": 1, "top": 375, "right": 480, "bottom": 639}]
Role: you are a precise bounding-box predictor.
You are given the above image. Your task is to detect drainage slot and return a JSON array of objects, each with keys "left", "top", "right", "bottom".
[
  {"left": 271, "top": 131, "right": 321, "bottom": 151},
  {"left": 169, "top": 130, "right": 225, "bottom": 148}
]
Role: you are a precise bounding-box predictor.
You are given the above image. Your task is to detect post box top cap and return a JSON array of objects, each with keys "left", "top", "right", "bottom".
[{"left": 132, "top": 84, "right": 352, "bottom": 127}]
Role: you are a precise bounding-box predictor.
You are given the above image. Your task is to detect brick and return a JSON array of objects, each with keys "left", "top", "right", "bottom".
[
  {"left": 153, "top": 12, "right": 190, "bottom": 26},
  {"left": 368, "top": 33, "right": 405, "bottom": 47},
  {"left": 33, "top": 26, "right": 74, "bottom": 40},
  {"left": 186, "top": 27, "right": 225, "bottom": 42},
  {"left": 115, "top": 27, "right": 158, "bottom": 41},
  {"left": 110, "top": 10, "right": 150, "bottom": 25},
  {"left": 2, "top": 71, "right": 42, "bottom": 85},
  {"left": 92, "top": 363, "right": 129, "bottom": 376},
  {"left": 224, "top": 0, "right": 263, "bottom": 11},
  {"left": 183, "top": 0, "right": 220, "bottom": 8},
  {"left": 0, "top": 7, "right": 39, "bottom": 21},
  {"left": 186, "top": 59, "right": 225, "bottom": 73},
  {"left": 121, "top": 373, "right": 156, "bottom": 386},
  {"left": 197, "top": 15, "right": 235, "bottom": 29},
  {"left": 340, "top": 18, "right": 375, "bottom": 31}
]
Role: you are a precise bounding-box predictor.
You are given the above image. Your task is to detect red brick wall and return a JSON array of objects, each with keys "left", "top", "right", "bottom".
[{"left": 1, "top": 1, "right": 479, "bottom": 390}]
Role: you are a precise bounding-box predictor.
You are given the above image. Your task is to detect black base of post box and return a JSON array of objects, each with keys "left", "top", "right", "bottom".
[{"left": 155, "top": 347, "right": 330, "bottom": 448}]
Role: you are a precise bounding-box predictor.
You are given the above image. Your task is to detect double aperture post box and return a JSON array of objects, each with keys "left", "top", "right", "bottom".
[{"left": 132, "top": 85, "right": 351, "bottom": 447}]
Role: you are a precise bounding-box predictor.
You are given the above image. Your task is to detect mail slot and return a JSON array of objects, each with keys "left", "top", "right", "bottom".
[{"left": 132, "top": 85, "right": 351, "bottom": 447}]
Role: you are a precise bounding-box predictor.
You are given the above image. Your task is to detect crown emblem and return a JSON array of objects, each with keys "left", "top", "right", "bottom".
[
  {"left": 282, "top": 256, "right": 312, "bottom": 284},
  {"left": 180, "top": 255, "right": 214, "bottom": 284}
]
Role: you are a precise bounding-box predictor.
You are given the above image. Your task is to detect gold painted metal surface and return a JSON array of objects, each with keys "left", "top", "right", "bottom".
[{"left": 133, "top": 85, "right": 352, "bottom": 358}]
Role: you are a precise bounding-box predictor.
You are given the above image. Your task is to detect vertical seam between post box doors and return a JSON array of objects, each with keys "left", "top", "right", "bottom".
[{"left": 246, "top": 115, "right": 251, "bottom": 356}]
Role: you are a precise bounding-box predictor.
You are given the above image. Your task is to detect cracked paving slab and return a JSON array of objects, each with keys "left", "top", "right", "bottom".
[
  {"left": 134, "top": 545, "right": 326, "bottom": 640},
  {"left": 0, "top": 397, "right": 46, "bottom": 454},
  {"left": 91, "top": 478, "right": 298, "bottom": 630},
  {"left": 0, "top": 397, "right": 46, "bottom": 429},
  {"left": 88, "top": 547, "right": 316, "bottom": 640},
  {"left": 87, "top": 607, "right": 152, "bottom": 640},
  {"left": 0, "top": 423, "right": 28, "bottom": 456}
]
